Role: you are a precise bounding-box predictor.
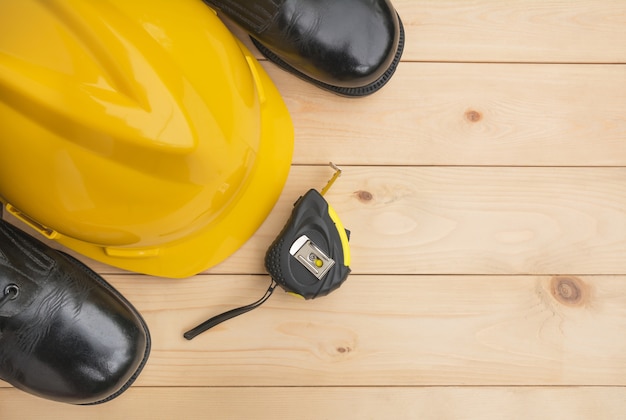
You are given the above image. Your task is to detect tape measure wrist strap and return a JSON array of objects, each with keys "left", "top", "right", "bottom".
[{"left": 183, "top": 279, "right": 277, "bottom": 340}]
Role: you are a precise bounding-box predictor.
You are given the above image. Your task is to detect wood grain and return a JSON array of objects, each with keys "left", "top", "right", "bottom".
[
  {"left": 266, "top": 63, "right": 626, "bottom": 166},
  {"left": 3, "top": 387, "right": 626, "bottom": 420},
  {"left": 396, "top": 0, "right": 626, "bottom": 63},
  {"left": 196, "top": 166, "right": 626, "bottom": 276}
]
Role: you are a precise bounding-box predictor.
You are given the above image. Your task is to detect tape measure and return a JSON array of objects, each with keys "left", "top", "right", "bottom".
[{"left": 184, "top": 163, "right": 351, "bottom": 340}]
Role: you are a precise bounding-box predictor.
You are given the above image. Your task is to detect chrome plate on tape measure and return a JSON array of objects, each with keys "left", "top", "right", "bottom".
[{"left": 289, "top": 235, "right": 335, "bottom": 280}]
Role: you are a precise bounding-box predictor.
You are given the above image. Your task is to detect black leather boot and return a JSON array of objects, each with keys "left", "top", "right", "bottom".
[
  {"left": 204, "top": 0, "right": 405, "bottom": 96},
  {"left": 0, "top": 218, "right": 150, "bottom": 404}
]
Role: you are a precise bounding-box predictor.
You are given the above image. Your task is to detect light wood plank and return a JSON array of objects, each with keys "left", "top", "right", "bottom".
[
  {"left": 217, "top": 166, "right": 626, "bottom": 275},
  {"left": 265, "top": 63, "right": 626, "bottom": 166},
  {"left": 18, "top": 274, "right": 619, "bottom": 387},
  {"left": 2, "top": 386, "right": 625, "bottom": 420},
  {"left": 8, "top": 166, "right": 626, "bottom": 276},
  {"left": 396, "top": 0, "right": 626, "bottom": 63}
]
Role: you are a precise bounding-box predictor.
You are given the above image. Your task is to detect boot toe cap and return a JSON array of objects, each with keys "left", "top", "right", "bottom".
[{"left": 212, "top": 0, "right": 405, "bottom": 96}]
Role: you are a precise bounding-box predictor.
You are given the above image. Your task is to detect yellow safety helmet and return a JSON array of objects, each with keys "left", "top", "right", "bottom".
[{"left": 0, "top": 0, "right": 294, "bottom": 278}]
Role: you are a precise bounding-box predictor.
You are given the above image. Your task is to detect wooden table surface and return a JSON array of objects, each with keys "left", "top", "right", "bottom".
[{"left": 2, "top": 1, "right": 626, "bottom": 418}]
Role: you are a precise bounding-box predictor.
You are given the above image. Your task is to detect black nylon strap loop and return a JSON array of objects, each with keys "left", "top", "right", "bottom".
[{"left": 184, "top": 279, "right": 277, "bottom": 340}]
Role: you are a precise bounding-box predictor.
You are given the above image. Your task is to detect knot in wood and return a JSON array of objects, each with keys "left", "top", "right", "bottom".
[
  {"left": 465, "top": 109, "right": 482, "bottom": 122},
  {"left": 551, "top": 276, "right": 585, "bottom": 306},
  {"left": 355, "top": 190, "right": 373, "bottom": 203}
]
